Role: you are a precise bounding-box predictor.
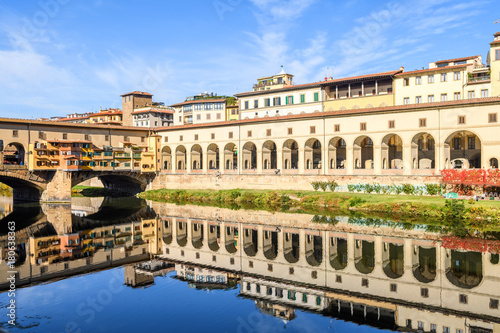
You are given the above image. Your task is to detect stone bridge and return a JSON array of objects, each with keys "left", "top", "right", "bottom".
[{"left": 0, "top": 166, "right": 156, "bottom": 202}]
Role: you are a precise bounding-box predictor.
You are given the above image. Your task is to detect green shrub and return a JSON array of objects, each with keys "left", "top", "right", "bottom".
[
  {"left": 468, "top": 198, "right": 475, "bottom": 205},
  {"left": 311, "top": 181, "right": 321, "bottom": 191},
  {"left": 349, "top": 197, "right": 366, "bottom": 207},
  {"left": 373, "top": 183, "right": 382, "bottom": 194},
  {"left": 327, "top": 180, "right": 339, "bottom": 192},
  {"left": 401, "top": 184, "right": 415, "bottom": 195},
  {"left": 425, "top": 184, "right": 440, "bottom": 196},
  {"left": 381, "top": 186, "right": 390, "bottom": 194},
  {"left": 393, "top": 185, "right": 403, "bottom": 195},
  {"left": 319, "top": 182, "right": 328, "bottom": 192},
  {"left": 364, "top": 184, "right": 374, "bottom": 194},
  {"left": 347, "top": 184, "right": 356, "bottom": 192}
]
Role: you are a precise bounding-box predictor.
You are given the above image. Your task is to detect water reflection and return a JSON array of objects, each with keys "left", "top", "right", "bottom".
[{"left": 1, "top": 198, "right": 500, "bottom": 333}]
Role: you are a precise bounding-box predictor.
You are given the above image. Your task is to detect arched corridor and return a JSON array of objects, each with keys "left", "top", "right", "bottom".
[
  {"left": 305, "top": 139, "right": 322, "bottom": 170},
  {"left": 282, "top": 140, "right": 299, "bottom": 170},
  {"left": 262, "top": 141, "right": 277, "bottom": 170},
  {"left": 444, "top": 131, "right": 481, "bottom": 169},
  {"left": 328, "top": 137, "right": 346, "bottom": 169},
  {"left": 353, "top": 136, "right": 373, "bottom": 169},
  {"left": 411, "top": 133, "right": 435, "bottom": 170}
]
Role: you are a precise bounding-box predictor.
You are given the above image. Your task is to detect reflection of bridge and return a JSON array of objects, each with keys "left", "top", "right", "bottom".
[
  {"left": 0, "top": 168, "right": 155, "bottom": 202},
  {"left": 154, "top": 204, "right": 500, "bottom": 332}
]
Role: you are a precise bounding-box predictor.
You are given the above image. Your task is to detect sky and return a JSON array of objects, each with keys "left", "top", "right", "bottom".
[{"left": 0, "top": 0, "right": 498, "bottom": 119}]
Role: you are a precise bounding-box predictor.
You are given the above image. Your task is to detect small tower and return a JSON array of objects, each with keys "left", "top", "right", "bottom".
[
  {"left": 490, "top": 32, "right": 500, "bottom": 97},
  {"left": 121, "top": 91, "right": 153, "bottom": 127}
]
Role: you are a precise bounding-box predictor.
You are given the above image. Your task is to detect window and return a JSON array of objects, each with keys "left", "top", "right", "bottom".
[
  {"left": 390, "top": 283, "right": 397, "bottom": 292},
  {"left": 268, "top": 264, "right": 273, "bottom": 272},
  {"left": 302, "top": 293, "right": 308, "bottom": 303},
  {"left": 443, "top": 327, "right": 450, "bottom": 333},
  {"left": 179, "top": 116, "right": 182, "bottom": 122},
  {"left": 403, "top": 78, "right": 410, "bottom": 86},
  {"left": 288, "top": 128, "right": 293, "bottom": 135},
  {"left": 286, "top": 95, "right": 293, "bottom": 105},
  {"left": 468, "top": 90, "right": 475, "bottom": 99},
  {"left": 206, "top": 114, "right": 211, "bottom": 120},
  {"left": 388, "top": 120, "right": 395, "bottom": 129},
  {"left": 194, "top": 134, "right": 198, "bottom": 141},
  {"left": 62, "top": 133, "right": 68, "bottom": 140},
  {"left": 496, "top": 49, "right": 500, "bottom": 60},
  {"left": 254, "top": 99, "right": 258, "bottom": 108},
  {"left": 421, "top": 287, "right": 429, "bottom": 297},
  {"left": 211, "top": 133, "right": 215, "bottom": 140},
  {"left": 454, "top": 71, "right": 461, "bottom": 80},
  {"left": 39, "top": 131, "right": 44, "bottom": 139},
  {"left": 336, "top": 275, "right": 342, "bottom": 283},
  {"left": 416, "top": 96, "right": 422, "bottom": 104},
  {"left": 454, "top": 92, "right": 461, "bottom": 100},
  {"left": 266, "top": 129, "right": 271, "bottom": 137},
  {"left": 441, "top": 93, "right": 448, "bottom": 102},
  {"left": 406, "top": 319, "right": 412, "bottom": 328},
  {"left": 418, "top": 321, "right": 424, "bottom": 330},
  {"left": 288, "top": 291, "right": 296, "bottom": 301},
  {"left": 361, "top": 278, "right": 369, "bottom": 287},
  {"left": 216, "top": 113, "right": 221, "bottom": 120},
  {"left": 247, "top": 130, "right": 252, "bottom": 137},
  {"left": 360, "top": 122, "right": 367, "bottom": 131},
  {"left": 419, "top": 118, "right": 427, "bottom": 127},
  {"left": 459, "top": 294, "right": 468, "bottom": 304},
  {"left": 249, "top": 261, "right": 253, "bottom": 268},
  {"left": 428, "top": 94, "right": 435, "bottom": 103},
  {"left": 244, "top": 101, "right": 249, "bottom": 109},
  {"left": 310, "top": 126, "right": 316, "bottom": 134},
  {"left": 300, "top": 94, "right": 305, "bottom": 103},
  {"left": 314, "top": 92, "right": 319, "bottom": 102},
  {"left": 403, "top": 97, "right": 410, "bottom": 105},
  {"left": 468, "top": 137, "right": 475, "bottom": 149},
  {"left": 441, "top": 73, "right": 447, "bottom": 82},
  {"left": 490, "top": 298, "right": 499, "bottom": 309},
  {"left": 12, "top": 130, "right": 18, "bottom": 137},
  {"left": 415, "top": 76, "right": 422, "bottom": 85},
  {"left": 264, "top": 98, "right": 270, "bottom": 107},
  {"left": 458, "top": 116, "right": 466, "bottom": 124},
  {"left": 196, "top": 114, "right": 201, "bottom": 120},
  {"left": 311, "top": 271, "right": 317, "bottom": 279},
  {"left": 428, "top": 74, "right": 434, "bottom": 83},
  {"left": 481, "top": 89, "right": 489, "bottom": 98},
  {"left": 430, "top": 324, "right": 437, "bottom": 332},
  {"left": 228, "top": 132, "right": 233, "bottom": 139},
  {"left": 230, "top": 258, "right": 234, "bottom": 265},
  {"left": 289, "top": 267, "right": 294, "bottom": 275},
  {"left": 164, "top": 136, "right": 168, "bottom": 142},
  {"left": 456, "top": 330, "right": 463, "bottom": 333},
  {"left": 179, "top": 135, "right": 183, "bottom": 141},
  {"left": 334, "top": 124, "right": 340, "bottom": 132},
  {"left": 274, "top": 97, "right": 281, "bottom": 106},
  {"left": 255, "top": 283, "right": 259, "bottom": 292}
]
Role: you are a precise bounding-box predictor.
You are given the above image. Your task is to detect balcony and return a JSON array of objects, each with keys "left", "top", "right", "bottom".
[{"left": 468, "top": 76, "right": 490, "bottom": 83}]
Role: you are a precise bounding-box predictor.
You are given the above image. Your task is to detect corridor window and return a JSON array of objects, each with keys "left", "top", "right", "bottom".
[
  {"left": 390, "top": 283, "right": 397, "bottom": 292},
  {"left": 360, "top": 123, "right": 367, "bottom": 131},
  {"left": 164, "top": 136, "right": 168, "bottom": 142},
  {"left": 211, "top": 133, "right": 215, "bottom": 140},
  {"left": 419, "top": 118, "right": 427, "bottom": 127},
  {"left": 458, "top": 116, "right": 466, "bottom": 124},
  {"left": 288, "top": 128, "right": 293, "bottom": 135},
  {"left": 361, "top": 278, "right": 369, "bottom": 287},
  {"left": 388, "top": 120, "right": 395, "bottom": 129},
  {"left": 459, "top": 294, "right": 468, "bottom": 304},
  {"left": 421, "top": 287, "right": 429, "bottom": 297},
  {"left": 334, "top": 124, "right": 340, "bottom": 132},
  {"left": 194, "top": 134, "right": 198, "bottom": 141},
  {"left": 336, "top": 275, "right": 342, "bottom": 283},
  {"left": 228, "top": 132, "right": 233, "bottom": 139},
  {"left": 310, "top": 126, "right": 316, "bottom": 134},
  {"left": 247, "top": 130, "right": 252, "bottom": 137},
  {"left": 179, "top": 135, "right": 183, "bottom": 141},
  {"left": 12, "top": 130, "right": 18, "bottom": 137},
  {"left": 490, "top": 298, "right": 499, "bottom": 309},
  {"left": 266, "top": 129, "right": 271, "bottom": 136},
  {"left": 489, "top": 113, "right": 497, "bottom": 123}
]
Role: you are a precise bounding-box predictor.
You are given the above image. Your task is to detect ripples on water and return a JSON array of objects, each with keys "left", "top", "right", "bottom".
[{"left": 0, "top": 196, "right": 499, "bottom": 333}]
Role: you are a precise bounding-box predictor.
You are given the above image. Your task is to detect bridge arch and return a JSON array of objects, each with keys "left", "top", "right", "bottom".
[{"left": 4, "top": 142, "right": 26, "bottom": 165}]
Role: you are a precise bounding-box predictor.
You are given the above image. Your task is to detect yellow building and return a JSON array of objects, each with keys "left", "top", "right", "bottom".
[{"left": 29, "top": 235, "right": 61, "bottom": 265}]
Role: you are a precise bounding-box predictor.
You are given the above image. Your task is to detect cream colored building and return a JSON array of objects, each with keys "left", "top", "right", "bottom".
[{"left": 170, "top": 93, "right": 229, "bottom": 126}]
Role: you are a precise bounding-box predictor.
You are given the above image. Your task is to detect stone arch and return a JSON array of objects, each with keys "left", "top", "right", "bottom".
[
  {"left": 282, "top": 139, "right": 298, "bottom": 170},
  {"left": 191, "top": 144, "right": 203, "bottom": 170},
  {"left": 162, "top": 219, "right": 172, "bottom": 245},
  {"left": 381, "top": 134, "right": 403, "bottom": 170},
  {"left": 445, "top": 250, "right": 483, "bottom": 289},
  {"left": 444, "top": 131, "right": 482, "bottom": 169},
  {"left": 175, "top": 145, "right": 186, "bottom": 170},
  {"left": 329, "top": 237, "right": 347, "bottom": 270},
  {"left": 354, "top": 239, "right": 375, "bottom": 274},
  {"left": 224, "top": 143, "right": 237, "bottom": 170},
  {"left": 242, "top": 142, "right": 257, "bottom": 170},
  {"left": 411, "top": 133, "right": 436, "bottom": 170},
  {"left": 207, "top": 143, "right": 219, "bottom": 170},
  {"left": 263, "top": 230, "right": 278, "bottom": 260},
  {"left": 304, "top": 138, "right": 322, "bottom": 170},
  {"left": 305, "top": 234, "right": 322, "bottom": 266},
  {"left": 4, "top": 142, "right": 26, "bottom": 165},
  {"left": 328, "top": 137, "right": 346, "bottom": 169},
  {"left": 382, "top": 242, "right": 404, "bottom": 279},
  {"left": 225, "top": 226, "right": 238, "bottom": 253},
  {"left": 243, "top": 228, "right": 258, "bottom": 256},
  {"left": 353, "top": 136, "right": 373, "bottom": 169},
  {"left": 191, "top": 222, "right": 204, "bottom": 249},
  {"left": 262, "top": 140, "right": 277, "bottom": 170},
  {"left": 412, "top": 245, "right": 436, "bottom": 283},
  {"left": 176, "top": 220, "right": 187, "bottom": 247},
  {"left": 208, "top": 224, "right": 220, "bottom": 251},
  {"left": 283, "top": 232, "right": 299, "bottom": 263},
  {"left": 161, "top": 146, "right": 172, "bottom": 170}
]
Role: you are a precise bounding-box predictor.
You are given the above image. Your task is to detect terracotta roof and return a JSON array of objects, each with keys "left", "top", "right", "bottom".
[
  {"left": 434, "top": 55, "right": 480, "bottom": 64},
  {"left": 494, "top": 32, "right": 500, "bottom": 37},
  {"left": 131, "top": 108, "right": 174, "bottom": 115},
  {"left": 0, "top": 117, "right": 148, "bottom": 132},
  {"left": 491, "top": 40, "right": 500, "bottom": 46},
  {"left": 170, "top": 98, "right": 227, "bottom": 107},
  {"left": 46, "top": 139, "right": 92, "bottom": 143},
  {"left": 155, "top": 97, "right": 500, "bottom": 132},
  {"left": 395, "top": 64, "right": 468, "bottom": 76},
  {"left": 235, "top": 70, "right": 402, "bottom": 97},
  {"left": 121, "top": 91, "right": 153, "bottom": 97}
]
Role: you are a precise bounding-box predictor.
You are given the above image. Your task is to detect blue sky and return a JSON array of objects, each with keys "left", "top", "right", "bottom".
[{"left": 0, "top": 0, "right": 498, "bottom": 119}]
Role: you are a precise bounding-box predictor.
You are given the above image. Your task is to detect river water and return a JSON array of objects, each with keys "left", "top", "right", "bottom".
[{"left": 0, "top": 196, "right": 499, "bottom": 333}]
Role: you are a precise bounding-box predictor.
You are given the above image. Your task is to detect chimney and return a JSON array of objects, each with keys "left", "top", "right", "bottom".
[{"left": 399, "top": 66, "right": 404, "bottom": 72}]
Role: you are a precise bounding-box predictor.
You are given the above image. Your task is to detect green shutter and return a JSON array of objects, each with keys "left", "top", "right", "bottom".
[
  {"left": 285, "top": 96, "right": 288, "bottom": 105},
  {"left": 301, "top": 94, "right": 305, "bottom": 103},
  {"left": 291, "top": 96, "right": 294, "bottom": 104},
  {"left": 314, "top": 92, "right": 319, "bottom": 102}
]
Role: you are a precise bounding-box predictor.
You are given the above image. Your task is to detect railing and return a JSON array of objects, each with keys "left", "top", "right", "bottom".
[
  {"left": 0, "top": 165, "right": 28, "bottom": 171},
  {"left": 468, "top": 76, "right": 490, "bottom": 82}
]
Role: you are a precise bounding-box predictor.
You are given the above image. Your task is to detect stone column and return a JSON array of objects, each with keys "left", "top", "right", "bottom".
[
  {"left": 403, "top": 143, "right": 412, "bottom": 175},
  {"left": 41, "top": 170, "right": 72, "bottom": 202},
  {"left": 373, "top": 145, "right": 382, "bottom": 174}
]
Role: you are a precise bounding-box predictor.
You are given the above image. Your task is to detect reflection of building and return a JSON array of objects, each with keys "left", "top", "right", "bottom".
[
  {"left": 157, "top": 207, "right": 500, "bottom": 333},
  {"left": 124, "top": 259, "right": 175, "bottom": 288},
  {"left": 254, "top": 300, "right": 295, "bottom": 321},
  {"left": 175, "top": 263, "right": 236, "bottom": 290}
]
